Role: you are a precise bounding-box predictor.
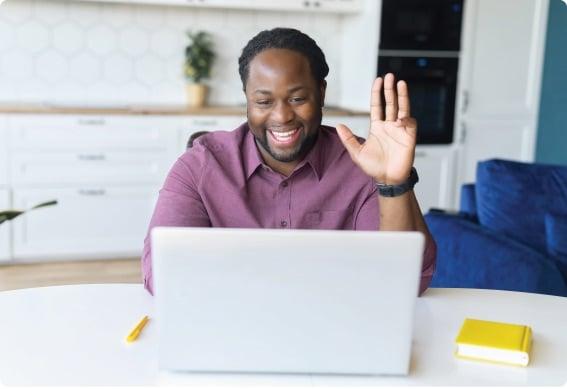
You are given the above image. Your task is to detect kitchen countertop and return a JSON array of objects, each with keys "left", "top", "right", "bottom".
[{"left": 0, "top": 104, "right": 369, "bottom": 117}]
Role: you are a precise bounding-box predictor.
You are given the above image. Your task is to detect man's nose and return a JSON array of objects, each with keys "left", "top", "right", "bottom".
[{"left": 271, "top": 101, "right": 294, "bottom": 123}]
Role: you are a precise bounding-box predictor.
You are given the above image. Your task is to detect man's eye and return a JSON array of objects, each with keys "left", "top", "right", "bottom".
[
  {"left": 290, "top": 97, "right": 306, "bottom": 103},
  {"left": 256, "top": 100, "right": 271, "bottom": 106}
]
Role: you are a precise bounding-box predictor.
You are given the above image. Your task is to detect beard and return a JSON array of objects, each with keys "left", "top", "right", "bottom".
[{"left": 254, "top": 126, "right": 319, "bottom": 163}]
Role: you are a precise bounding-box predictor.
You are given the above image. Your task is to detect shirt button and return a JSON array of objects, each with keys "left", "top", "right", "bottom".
[
  {"left": 280, "top": 220, "right": 288, "bottom": 227},
  {"left": 282, "top": 181, "right": 288, "bottom": 188}
]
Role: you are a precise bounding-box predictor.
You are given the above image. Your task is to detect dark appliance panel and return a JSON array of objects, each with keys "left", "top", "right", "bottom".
[
  {"left": 377, "top": 56, "right": 458, "bottom": 144},
  {"left": 380, "top": 0, "right": 464, "bottom": 51}
]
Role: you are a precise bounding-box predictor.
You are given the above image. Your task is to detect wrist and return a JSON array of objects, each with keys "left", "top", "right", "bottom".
[
  {"left": 373, "top": 168, "right": 413, "bottom": 186},
  {"left": 375, "top": 167, "right": 419, "bottom": 197}
]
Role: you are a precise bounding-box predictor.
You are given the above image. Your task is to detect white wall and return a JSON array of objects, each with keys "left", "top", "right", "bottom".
[{"left": 0, "top": 0, "right": 344, "bottom": 106}]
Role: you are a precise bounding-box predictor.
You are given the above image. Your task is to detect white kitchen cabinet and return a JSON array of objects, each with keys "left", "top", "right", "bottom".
[
  {"left": 0, "top": 117, "right": 7, "bottom": 187},
  {"left": 7, "top": 114, "right": 180, "bottom": 261},
  {"left": 413, "top": 147, "right": 457, "bottom": 213},
  {"left": 0, "top": 189, "right": 11, "bottom": 262},
  {"left": 457, "top": 120, "right": 533, "bottom": 184},
  {"left": 72, "top": 0, "right": 361, "bottom": 13},
  {"left": 9, "top": 115, "right": 178, "bottom": 152},
  {"left": 454, "top": 0, "right": 548, "bottom": 206},
  {"left": 11, "top": 185, "right": 158, "bottom": 261},
  {"left": 179, "top": 115, "right": 245, "bottom": 152},
  {"left": 11, "top": 150, "right": 172, "bottom": 186},
  {"left": 458, "top": 0, "right": 548, "bottom": 119}
]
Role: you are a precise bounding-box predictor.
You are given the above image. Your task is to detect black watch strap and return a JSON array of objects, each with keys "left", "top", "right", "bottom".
[{"left": 376, "top": 167, "right": 419, "bottom": 197}]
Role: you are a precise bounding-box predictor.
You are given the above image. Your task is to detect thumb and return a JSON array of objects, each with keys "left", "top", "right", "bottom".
[{"left": 336, "top": 124, "right": 363, "bottom": 162}]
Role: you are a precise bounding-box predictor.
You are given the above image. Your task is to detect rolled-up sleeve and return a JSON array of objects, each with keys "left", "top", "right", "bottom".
[
  {"left": 354, "top": 185, "right": 437, "bottom": 297},
  {"left": 141, "top": 144, "right": 211, "bottom": 295},
  {"left": 418, "top": 237, "right": 436, "bottom": 295}
]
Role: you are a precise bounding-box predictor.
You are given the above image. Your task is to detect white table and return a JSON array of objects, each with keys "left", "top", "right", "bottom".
[{"left": 0, "top": 284, "right": 565, "bottom": 386}]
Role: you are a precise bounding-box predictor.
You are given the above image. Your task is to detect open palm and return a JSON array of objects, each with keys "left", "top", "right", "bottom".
[{"left": 337, "top": 73, "right": 417, "bottom": 185}]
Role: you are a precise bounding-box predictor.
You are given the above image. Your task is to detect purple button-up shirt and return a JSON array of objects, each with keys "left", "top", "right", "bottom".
[{"left": 142, "top": 123, "right": 436, "bottom": 294}]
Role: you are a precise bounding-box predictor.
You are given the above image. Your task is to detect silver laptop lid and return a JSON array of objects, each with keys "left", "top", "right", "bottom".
[{"left": 152, "top": 227, "right": 424, "bottom": 376}]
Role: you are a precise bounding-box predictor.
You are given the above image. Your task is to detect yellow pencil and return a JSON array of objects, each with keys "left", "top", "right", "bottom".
[{"left": 126, "top": 315, "right": 150, "bottom": 343}]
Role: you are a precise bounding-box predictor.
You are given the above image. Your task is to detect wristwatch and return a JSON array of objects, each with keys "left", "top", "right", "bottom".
[{"left": 375, "top": 167, "right": 419, "bottom": 197}]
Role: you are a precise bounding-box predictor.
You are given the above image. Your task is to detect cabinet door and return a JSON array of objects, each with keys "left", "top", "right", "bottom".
[
  {"left": 459, "top": 0, "right": 548, "bottom": 118},
  {"left": 179, "top": 116, "right": 245, "bottom": 152},
  {"left": 455, "top": 0, "right": 548, "bottom": 207},
  {"left": 0, "top": 117, "right": 7, "bottom": 186},
  {"left": 458, "top": 120, "right": 532, "bottom": 184},
  {"left": 413, "top": 147, "right": 456, "bottom": 213},
  {"left": 9, "top": 115, "right": 179, "bottom": 152},
  {"left": 0, "top": 189, "right": 11, "bottom": 262},
  {"left": 12, "top": 185, "right": 159, "bottom": 260},
  {"left": 11, "top": 150, "right": 172, "bottom": 185}
]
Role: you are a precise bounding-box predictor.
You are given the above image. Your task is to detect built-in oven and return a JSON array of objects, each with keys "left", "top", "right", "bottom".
[
  {"left": 380, "top": 0, "right": 464, "bottom": 51},
  {"left": 377, "top": 0, "right": 464, "bottom": 145},
  {"left": 378, "top": 55, "right": 458, "bottom": 144}
]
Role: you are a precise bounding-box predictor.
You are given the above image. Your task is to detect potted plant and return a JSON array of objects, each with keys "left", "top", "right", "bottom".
[{"left": 184, "top": 31, "right": 215, "bottom": 108}]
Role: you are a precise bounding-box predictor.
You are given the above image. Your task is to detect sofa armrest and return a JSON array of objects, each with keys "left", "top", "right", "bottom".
[{"left": 425, "top": 212, "right": 567, "bottom": 297}]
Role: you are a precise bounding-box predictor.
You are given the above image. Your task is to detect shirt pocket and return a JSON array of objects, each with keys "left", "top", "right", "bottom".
[{"left": 302, "top": 206, "right": 354, "bottom": 230}]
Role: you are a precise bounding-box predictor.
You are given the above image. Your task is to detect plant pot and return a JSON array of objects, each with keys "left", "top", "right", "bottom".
[{"left": 186, "top": 83, "right": 208, "bottom": 108}]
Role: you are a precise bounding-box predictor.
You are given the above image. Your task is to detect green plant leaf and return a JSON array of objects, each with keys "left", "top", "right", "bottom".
[{"left": 184, "top": 30, "right": 216, "bottom": 83}]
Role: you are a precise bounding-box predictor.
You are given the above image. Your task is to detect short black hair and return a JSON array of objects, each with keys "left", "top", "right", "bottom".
[{"left": 238, "top": 28, "right": 329, "bottom": 90}]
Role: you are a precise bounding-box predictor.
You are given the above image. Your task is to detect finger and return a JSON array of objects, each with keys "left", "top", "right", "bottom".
[
  {"left": 397, "top": 80, "right": 411, "bottom": 119},
  {"left": 370, "top": 77, "right": 384, "bottom": 122},
  {"left": 384, "top": 73, "right": 398, "bottom": 122},
  {"left": 336, "top": 124, "right": 363, "bottom": 162}
]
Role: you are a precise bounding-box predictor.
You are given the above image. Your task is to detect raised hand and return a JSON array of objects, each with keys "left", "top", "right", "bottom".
[{"left": 336, "top": 73, "right": 417, "bottom": 185}]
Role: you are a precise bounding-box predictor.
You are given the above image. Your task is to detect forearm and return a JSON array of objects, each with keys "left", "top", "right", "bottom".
[{"left": 378, "top": 190, "right": 416, "bottom": 231}]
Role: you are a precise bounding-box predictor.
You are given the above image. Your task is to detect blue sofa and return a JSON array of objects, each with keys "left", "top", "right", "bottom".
[{"left": 425, "top": 159, "right": 567, "bottom": 297}]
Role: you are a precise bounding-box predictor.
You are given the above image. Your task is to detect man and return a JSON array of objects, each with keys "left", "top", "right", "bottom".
[{"left": 141, "top": 28, "right": 436, "bottom": 295}]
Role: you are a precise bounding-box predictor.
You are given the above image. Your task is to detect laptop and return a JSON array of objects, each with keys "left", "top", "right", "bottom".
[{"left": 151, "top": 227, "right": 424, "bottom": 376}]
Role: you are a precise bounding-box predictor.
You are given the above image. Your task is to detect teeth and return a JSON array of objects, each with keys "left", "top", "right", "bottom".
[{"left": 271, "top": 128, "right": 298, "bottom": 140}]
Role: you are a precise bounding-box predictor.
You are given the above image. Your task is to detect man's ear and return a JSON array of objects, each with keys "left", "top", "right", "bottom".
[{"left": 319, "top": 80, "right": 327, "bottom": 107}]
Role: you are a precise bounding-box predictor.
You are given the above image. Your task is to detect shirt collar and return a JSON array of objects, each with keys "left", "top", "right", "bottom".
[
  {"left": 243, "top": 125, "right": 264, "bottom": 180},
  {"left": 243, "top": 125, "right": 325, "bottom": 181}
]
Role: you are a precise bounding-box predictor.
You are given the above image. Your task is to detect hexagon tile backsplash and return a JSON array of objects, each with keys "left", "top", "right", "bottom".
[{"left": 0, "top": 0, "right": 342, "bottom": 107}]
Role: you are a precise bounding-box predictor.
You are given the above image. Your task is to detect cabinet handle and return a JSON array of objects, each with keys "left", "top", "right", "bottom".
[
  {"left": 461, "top": 90, "right": 469, "bottom": 114},
  {"left": 415, "top": 151, "right": 427, "bottom": 158},
  {"left": 77, "top": 118, "right": 106, "bottom": 126},
  {"left": 459, "top": 122, "right": 467, "bottom": 144},
  {"left": 314, "top": 1, "right": 321, "bottom": 6},
  {"left": 303, "top": 0, "right": 311, "bottom": 7},
  {"left": 190, "top": 119, "right": 218, "bottom": 127},
  {"left": 77, "top": 154, "right": 106, "bottom": 161},
  {"left": 78, "top": 189, "right": 106, "bottom": 196}
]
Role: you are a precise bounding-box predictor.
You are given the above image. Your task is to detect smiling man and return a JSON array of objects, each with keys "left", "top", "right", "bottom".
[{"left": 141, "top": 28, "right": 436, "bottom": 295}]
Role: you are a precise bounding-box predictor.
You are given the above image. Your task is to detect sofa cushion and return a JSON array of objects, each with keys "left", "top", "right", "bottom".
[
  {"left": 475, "top": 159, "right": 567, "bottom": 253},
  {"left": 425, "top": 212, "right": 567, "bottom": 296},
  {"left": 460, "top": 183, "right": 478, "bottom": 220},
  {"left": 545, "top": 212, "right": 567, "bottom": 260}
]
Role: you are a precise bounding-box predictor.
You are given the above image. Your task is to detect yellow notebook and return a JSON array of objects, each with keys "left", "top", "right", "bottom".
[{"left": 455, "top": 318, "right": 532, "bottom": 367}]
